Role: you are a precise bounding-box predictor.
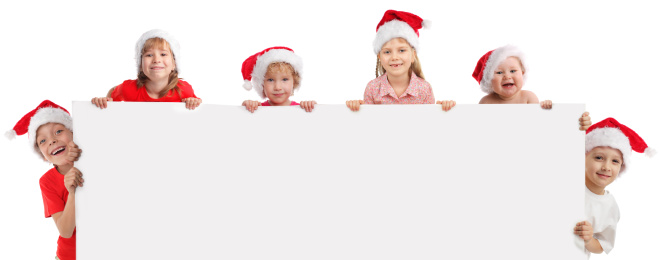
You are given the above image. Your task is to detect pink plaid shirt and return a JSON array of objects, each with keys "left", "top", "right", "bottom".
[{"left": 363, "top": 72, "right": 435, "bottom": 104}]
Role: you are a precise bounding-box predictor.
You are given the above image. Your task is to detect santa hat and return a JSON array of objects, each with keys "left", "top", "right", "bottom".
[
  {"left": 135, "top": 29, "right": 181, "bottom": 74},
  {"left": 586, "top": 117, "right": 655, "bottom": 174},
  {"left": 5, "top": 100, "right": 73, "bottom": 158},
  {"left": 241, "top": 46, "right": 303, "bottom": 99},
  {"left": 373, "top": 10, "right": 430, "bottom": 54},
  {"left": 472, "top": 45, "right": 527, "bottom": 94}
]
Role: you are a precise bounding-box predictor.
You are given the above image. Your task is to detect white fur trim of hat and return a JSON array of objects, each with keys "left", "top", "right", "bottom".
[{"left": 480, "top": 45, "right": 527, "bottom": 94}]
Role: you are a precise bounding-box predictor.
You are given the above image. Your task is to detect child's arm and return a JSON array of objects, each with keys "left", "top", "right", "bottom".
[
  {"left": 51, "top": 166, "right": 83, "bottom": 238},
  {"left": 91, "top": 87, "right": 116, "bottom": 109},
  {"left": 52, "top": 141, "right": 83, "bottom": 238},
  {"left": 436, "top": 100, "right": 456, "bottom": 111},
  {"left": 299, "top": 101, "right": 317, "bottom": 112},
  {"left": 574, "top": 221, "right": 604, "bottom": 254},
  {"left": 182, "top": 97, "right": 202, "bottom": 110},
  {"left": 242, "top": 100, "right": 261, "bottom": 113}
]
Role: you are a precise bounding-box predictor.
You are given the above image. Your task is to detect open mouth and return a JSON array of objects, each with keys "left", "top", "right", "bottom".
[
  {"left": 51, "top": 146, "right": 65, "bottom": 156},
  {"left": 502, "top": 83, "right": 514, "bottom": 88},
  {"left": 390, "top": 64, "right": 402, "bottom": 68}
]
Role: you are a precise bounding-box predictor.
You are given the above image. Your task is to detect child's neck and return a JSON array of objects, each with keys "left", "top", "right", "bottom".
[
  {"left": 55, "top": 163, "right": 72, "bottom": 176},
  {"left": 145, "top": 79, "right": 169, "bottom": 99},
  {"left": 585, "top": 178, "right": 606, "bottom": 195},
  {"left": 268, "top": 99, "right": 292, "bottom": 106},
  {"left": 387, "top": 73, "right": 411, "bottom": 97}
]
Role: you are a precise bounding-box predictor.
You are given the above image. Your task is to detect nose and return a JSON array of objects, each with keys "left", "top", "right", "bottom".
[
  {"left": 601, "top": 161, "right": 611, "bottom": 171},
  {"left": 153, "top": 54, "right": 161, "bottom": 63}
]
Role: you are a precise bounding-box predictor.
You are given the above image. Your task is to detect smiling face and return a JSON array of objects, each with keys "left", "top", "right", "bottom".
[
  {"left": 140, "top": 38, "right": 175, "bottom": 82},
  {"left": 378, "top": 38, "right": 415, "bottom": 78},
  {"left": 491, "top": 56, "right": 525, "bottom": 99},
  {"left": 35, "top": 122, "right": 73, "bottom": 165},
  {"left": 262, "top": 63, "right": 297, "bottom": 106},
  {"left": 585, "top": 146, "right": 623, "bottom": 194}
]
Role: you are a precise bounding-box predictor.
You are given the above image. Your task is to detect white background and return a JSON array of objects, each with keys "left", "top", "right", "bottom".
[{"left": 0, "top": 0, "right": 657, "bottom": 259}]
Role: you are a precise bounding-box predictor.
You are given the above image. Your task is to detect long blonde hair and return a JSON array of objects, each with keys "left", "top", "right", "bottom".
[
  {"left": 375, "top": 38, "right": 425, "bottom": 80},
  {"left": 137, "top": 37, "right": 181, "bottom": 98}
]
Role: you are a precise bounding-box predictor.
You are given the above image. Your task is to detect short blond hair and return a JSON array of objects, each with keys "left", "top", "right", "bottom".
[{"left": 265, "top": 62, "right": 301, "bottom": 90}]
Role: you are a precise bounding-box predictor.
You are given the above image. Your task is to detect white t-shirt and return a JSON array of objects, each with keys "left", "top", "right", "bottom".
[{"left": 582, "top": 186, "right": 620, "bottom": 257}]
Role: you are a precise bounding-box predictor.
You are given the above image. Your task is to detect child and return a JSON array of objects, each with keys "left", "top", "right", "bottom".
[
  {"left": 91, "top": 29, "right": 202, "bottom": 109},
  {"left": 574, "top": 118, "right": 654, "bottom": 257},
  {"left": 241, "top": 46, "right": 316, "bottom": 112},
  {"left": 472, "top": 45, "right": 552, "bottom": 108},
  {"left": 473, "top": 45, "right": 592, "bottom": 130},
  {"left": 6, "top": 100, "right": 83, "bottom": 260},
  {"left": 345, "top": 10, "right": 455, "bottom": 111}
]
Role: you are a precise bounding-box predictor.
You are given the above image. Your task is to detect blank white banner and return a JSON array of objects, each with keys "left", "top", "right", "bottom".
[{"left": 73, "top": 102, "right": 585, "bottom": 260}]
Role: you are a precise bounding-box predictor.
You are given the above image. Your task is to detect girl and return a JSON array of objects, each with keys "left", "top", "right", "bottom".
[
  {"left": 91, "top": 29, "right": 202, "bottom": 109},
  {"left": 345, "top": 10, "right": 455, "bottom": 111},
  {"left": 6, "top": 100, "right": 84, "bottom": 260},
  {"left": 241, "top": 46, "right": 316, "bottom": 112}
]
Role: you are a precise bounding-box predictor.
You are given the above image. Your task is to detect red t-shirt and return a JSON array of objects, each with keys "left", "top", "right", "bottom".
[
  {"left": 261, "top": 100, "right": 300, "bottom": 106},
  {"left": 110, "top": 79, "right": 198, "bottom": 102},
  {"left": 40, "top": 167, "right": 76, "bottom": 260}
]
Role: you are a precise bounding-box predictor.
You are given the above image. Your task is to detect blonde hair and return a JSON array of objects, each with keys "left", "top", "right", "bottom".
[
  {"left": 375, "top": 38, "right": 425, "bottom": 80},
  {"left": 137, "top": 37, "right": 181, "bottom": 98},
  {"left": 266, "top": 62, "right": 301, "bottom": 90}
]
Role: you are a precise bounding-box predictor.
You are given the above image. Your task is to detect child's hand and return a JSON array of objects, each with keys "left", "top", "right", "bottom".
[
  {"left": 579, "top": 112, "right": 592, "bottom": 131},
  {"left": 346, "top": 100, "right": 365, "bottom": 111},
  {"left": 574, "top": 221, "right": 594, "bottom": 242},
  {"left": 64, "top": 141, "right": 82, "bottom": 164},
  {"left": 300, "top": 101, "right": 317, "bottom": 112},
  {"left": 540, "top": 100, "right": 552, "bottom": 109},
  {"left": 63, "top": 167, "right": 84, "bottom": 193},
  {"left": 242, "top": 100, "right": 261, "bottom": 113},
  {"left": 91, "top": 97, "right": 113, "bottom": 109},
  {"left": 436, "top": 100, "right": 456, "bottom": 111},
  {"left": 182, "top": 97, "right": 202, "bottom": 110}
]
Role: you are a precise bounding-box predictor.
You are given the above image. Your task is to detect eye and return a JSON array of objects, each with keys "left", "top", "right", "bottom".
[
  {"left": 510, "top": 70, "right": 517, "bottom": 73},
  {"left": 613, "top": 159, "right": 621, "bottom": 164},
  {"left": 282, "top": 78, "right": 289, "bottom": 81},
  {"left": 399, "top": 49, "right": 406, "bottom": 53},
  {"left": 144, "top": 53, "right": 153, "bottom": 57},
  {"left": 495, "top": 71, "right": 503, "bottom": 75},
  {"left": 266, "top": 78, "right": 274, "bottom": 82},
  {"left": 161, "top": 53, "right": 168, "bottom": 56},
  {"left": 56, "top": 129, "right": 62, "bottom": 135},
  {"left": 39, "top": 139, "right": 45, "bottom": 145},
  {"left": 595, "top": 156, "right": 603, "bottom": 160},
  {"left": 383, "top": 50, "right": 390, "bottom": 54}
]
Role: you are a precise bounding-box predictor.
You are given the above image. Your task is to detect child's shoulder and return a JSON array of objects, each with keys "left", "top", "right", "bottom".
[
  {"left": 177, "top": 79, "right": 193, "bottom": 89},
  {"left": 520, "top": 90, "right": 539, "bottom": 103},
  {"left": 478, "top": 93, "right": 498, "bottom": 104},
  {"left": 38, "top": 167, "right": 60, "bottom": 187}
]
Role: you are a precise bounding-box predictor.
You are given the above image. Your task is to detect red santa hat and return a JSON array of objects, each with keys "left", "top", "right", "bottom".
[
  {"left": 373, "top": 10, "right": 430, "bottom": 54},
  {"left": 472, "top": 45, "right": 527, "bottom": 94},
  {"left": 241, "top": 46, "right": 303, "bottom": 99},
  {"left": 135, "top": 29, "right": 181, "bottom": 74},
  {"left": 5, "top": 100, "right": 73, "bottom": 157},
  {"left": 586, "top": 117, "right": 655, "bottom": 174}
]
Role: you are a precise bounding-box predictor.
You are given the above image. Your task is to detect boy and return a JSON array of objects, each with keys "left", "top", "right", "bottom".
[
  {"left": 7, "top": 100, "right": 83, "bottom": 260},
  {"left": 575, "top": 117, "right": 654, "bottom": 257}
]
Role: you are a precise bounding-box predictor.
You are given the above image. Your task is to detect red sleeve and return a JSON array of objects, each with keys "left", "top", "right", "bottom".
[
  {"left": 178, "top": 80, "right": 198, "bottom": 99},
  {"left": 39, "top": 174, "right": 65, "bottom": 218},
  {"left": 110, "top": 81, "right": 127, "bottom": 101}
]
